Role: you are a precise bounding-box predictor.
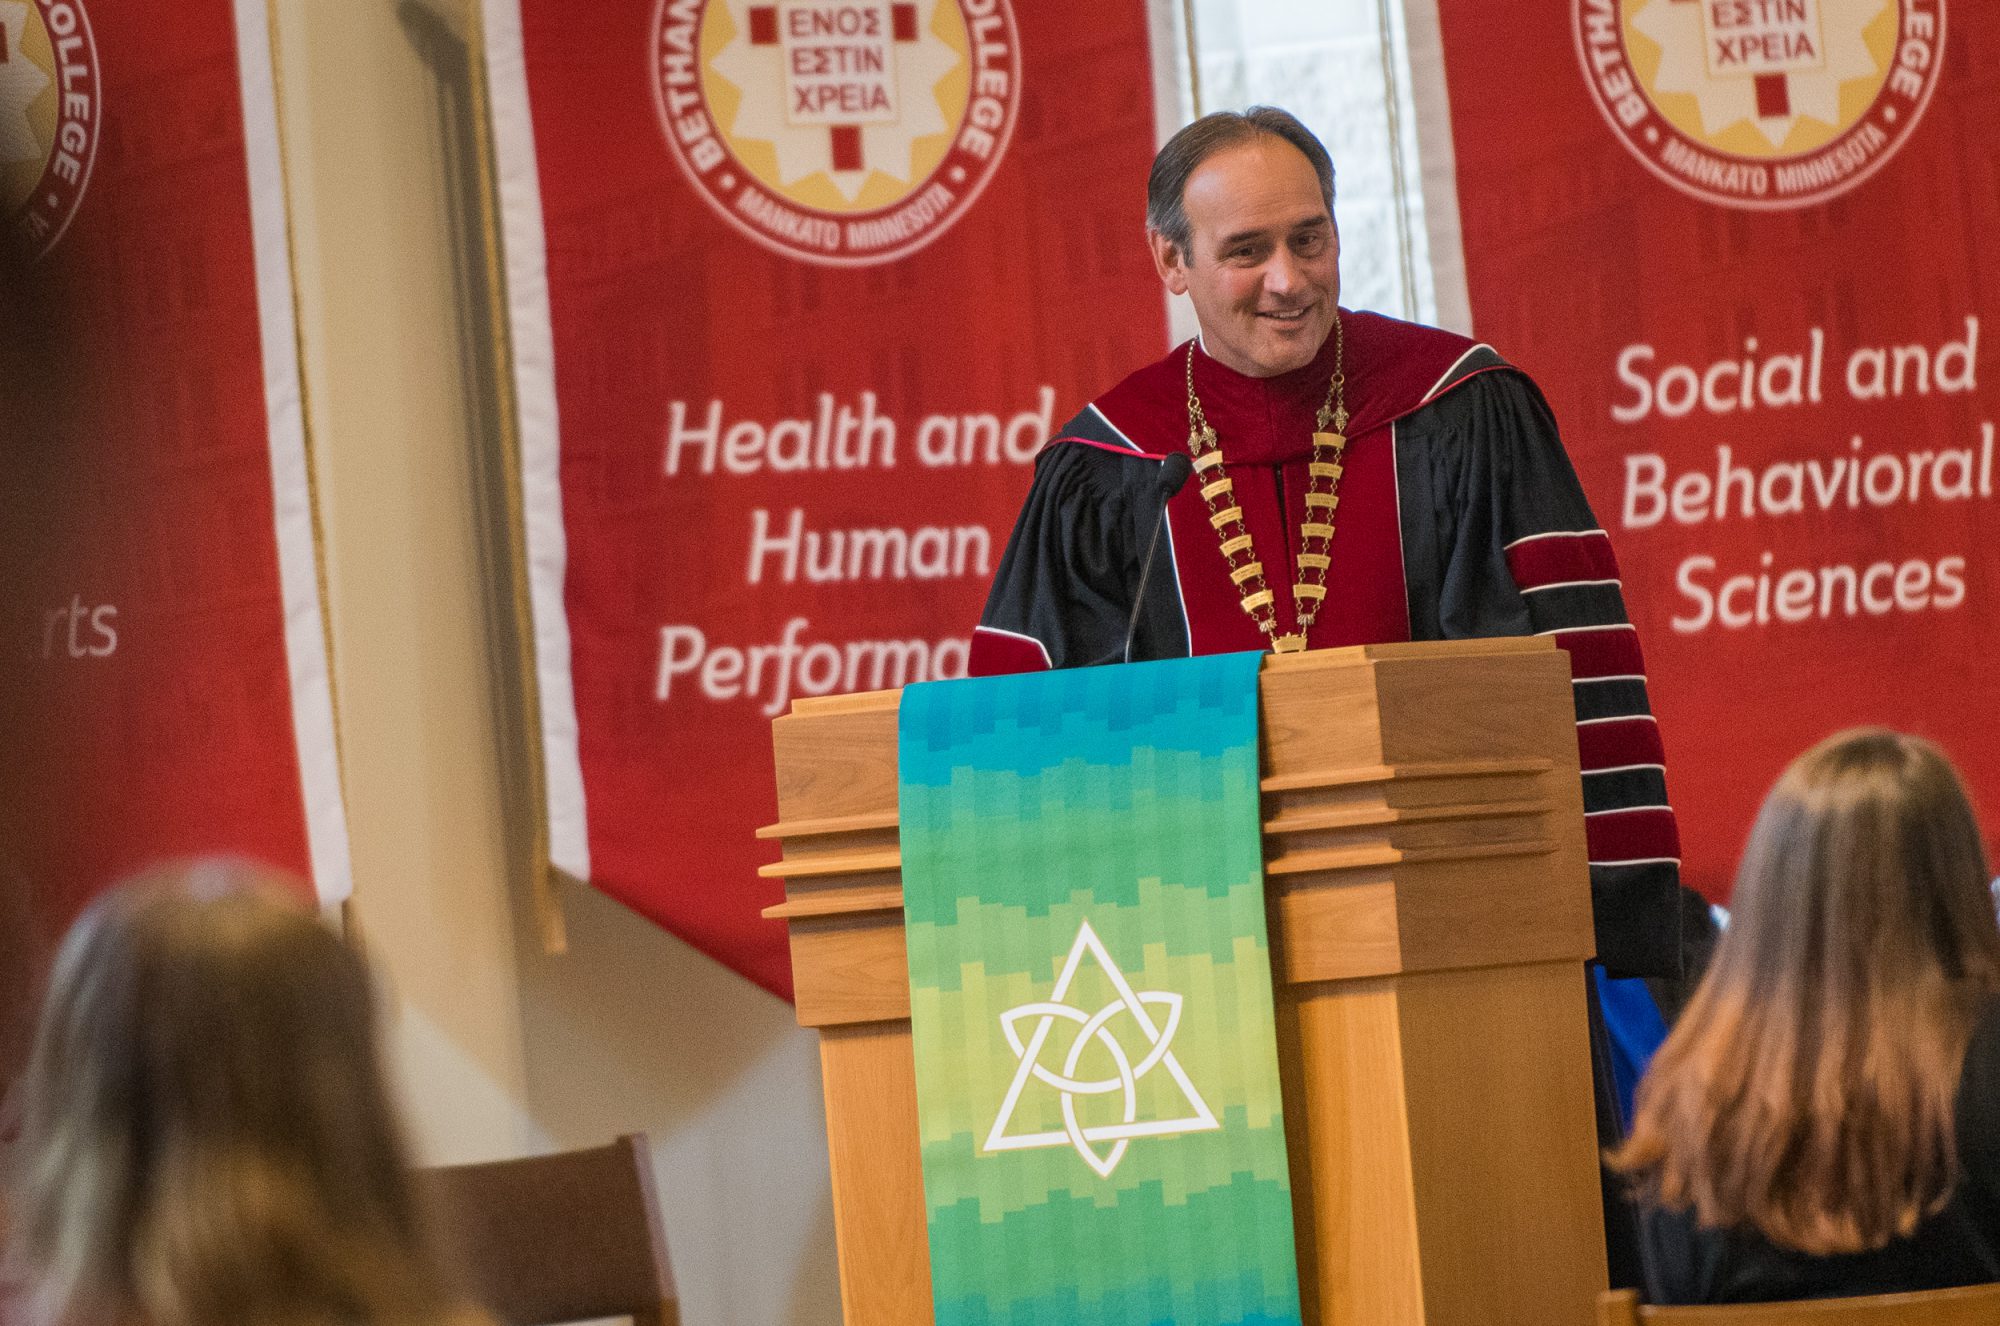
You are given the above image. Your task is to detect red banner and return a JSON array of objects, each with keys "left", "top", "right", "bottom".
[
  {"left": 0, "top": 0, "right": 348, "bottom": 1088},
  {"left": 486, "top": 0, "right": 1169, "bottom": 994},
  {"left": 1435, "top": 0, "right": 1996, "bottom": 900}
]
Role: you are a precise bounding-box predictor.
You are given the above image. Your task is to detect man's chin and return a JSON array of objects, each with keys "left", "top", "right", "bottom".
[
  {"left": 1251, "top": 335, "right": 1322, "bottom": 376},
  {"left": 1258, "top": 317, "right": 1333, "bottom": 370}
]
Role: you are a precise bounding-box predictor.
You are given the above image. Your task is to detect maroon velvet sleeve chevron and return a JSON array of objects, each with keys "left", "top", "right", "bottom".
[
  {"left": 1507, "top": 530, "right": 1678, "bottom": 860},
  {"left": 1550, "top": 625, "right": 1645, "bottom": 681},
  {"left": 1575, "top": 714, "right": 1666, "bottom": 768},
  {"left": 968, "top": 625, "right": 1052, "bottom": 676},
  {"left": 1490, "top": 426, "right": 1684, "bottom": 976},
  {"left": 1505, "top": 526, "right": 1619, "bottom": 587},
  {"left": 1584, "top": 807, "right": 1683, "bottom": 867}
]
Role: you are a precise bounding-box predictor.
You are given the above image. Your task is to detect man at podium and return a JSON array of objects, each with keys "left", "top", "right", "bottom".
[
  {"left": 971, "top": 105, "right": 1681, "bottom": 985},
  {"left": 969, "top": 106, "right": 1686, "bottom": 1279}
]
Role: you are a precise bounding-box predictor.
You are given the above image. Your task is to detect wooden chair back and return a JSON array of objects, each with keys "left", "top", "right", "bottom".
[
  {"left": 1599, "top": 1283, "right": 2000, "bottom": 1325},
  {"left": 419, "top": 1133, "right": 678, "bottom": 1326}
]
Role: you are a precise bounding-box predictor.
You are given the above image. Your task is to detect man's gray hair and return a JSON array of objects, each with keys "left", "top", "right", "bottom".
[{"left": 1146, "top": 107, "right": 1336, "bottom": 259}]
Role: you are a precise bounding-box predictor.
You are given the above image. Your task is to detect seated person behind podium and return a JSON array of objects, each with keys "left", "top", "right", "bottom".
[
  {"left": 3, "top": 861, "right": 485, "bottom": 1326},
  {"left": 1612, "top": 729, "right": 2000, "bottom": 1303}
]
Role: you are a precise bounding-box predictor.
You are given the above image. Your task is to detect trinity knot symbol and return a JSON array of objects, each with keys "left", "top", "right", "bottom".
[
  {"left": 983, "top": 919, "right": 1220, "bottom": 1180},
  {"left": 0, "top": 0, "right": 100, "bottom": 257},
  {"left": 1573, "top": 0, "right": 1943, "bottom": 210},
  {"left": 652, "top": 0, "right": 1020, "bottom": 267}
]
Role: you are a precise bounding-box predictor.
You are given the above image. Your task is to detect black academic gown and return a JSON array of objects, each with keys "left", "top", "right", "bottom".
[{"left": 972, "top": 313, "right": 1698, "bottom": 1286}]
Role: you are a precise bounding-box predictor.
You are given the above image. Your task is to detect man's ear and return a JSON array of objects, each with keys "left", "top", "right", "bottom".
[{"left": 1148, "top": 229, "right": 1190, "bottom": 297}]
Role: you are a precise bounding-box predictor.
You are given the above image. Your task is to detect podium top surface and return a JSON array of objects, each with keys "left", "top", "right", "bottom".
[{"left": 779, "top": 637, "right": 1558, "bottom": 718}]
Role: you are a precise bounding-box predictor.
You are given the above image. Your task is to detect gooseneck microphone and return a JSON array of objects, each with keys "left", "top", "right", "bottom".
[{"left": 1122, "top": 451, "right": 1195, "bottom": 663}]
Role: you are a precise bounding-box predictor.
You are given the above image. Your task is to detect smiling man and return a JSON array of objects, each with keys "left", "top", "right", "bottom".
[
  {"left": 970, "top": 105, "right": 1691, "bottom": 1285},
  {"left": 972, "top": 105, "right": 1681, "bottom": 976}
]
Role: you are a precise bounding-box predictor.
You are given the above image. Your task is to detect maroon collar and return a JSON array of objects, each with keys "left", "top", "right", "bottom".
[
  {"left": 1182, "top": 327, "right": 1347, "bottom": 466},
  {"left": 1094, "top": 310, "right": 1484, "bottom": 465}
]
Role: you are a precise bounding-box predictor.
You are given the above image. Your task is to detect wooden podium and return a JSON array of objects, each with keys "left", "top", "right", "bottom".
[{"left": 759, "top": 638, "right": 1607, "bottom": 1325}]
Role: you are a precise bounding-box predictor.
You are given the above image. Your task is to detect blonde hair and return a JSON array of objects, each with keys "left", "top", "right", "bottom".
[
  {"left": 8, "top": 860, "right": 463, "bottom": 1326},
  {"left": 1611, "top": 729, "right": 2000, "bottom": 1254}
]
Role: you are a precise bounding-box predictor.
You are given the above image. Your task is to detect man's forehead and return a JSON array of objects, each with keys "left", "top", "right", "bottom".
[{"left": 1182, "top": 138, "right": 1330, "bottom": 229}]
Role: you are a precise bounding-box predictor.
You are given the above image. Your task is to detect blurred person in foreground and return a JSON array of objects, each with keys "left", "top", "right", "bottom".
[
  {"left": 1612, "top": 729, "right": 2000, "bottom": 1303},
  {"left": 3, "top": 860, "right": 485, "bottom": 1326}
]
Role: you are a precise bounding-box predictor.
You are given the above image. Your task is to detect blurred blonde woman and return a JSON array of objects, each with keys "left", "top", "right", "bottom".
[
  {"left": 5, "top": 861, "right": 483, "bottom": 1326},
  {"left": 1612, "top": 729, "right": 2000, "bottom": 1302}
]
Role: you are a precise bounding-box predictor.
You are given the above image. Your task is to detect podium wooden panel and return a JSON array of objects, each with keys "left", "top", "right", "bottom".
[{"left": 759, "top": 639, "right": 1607, "bottom": 1325}]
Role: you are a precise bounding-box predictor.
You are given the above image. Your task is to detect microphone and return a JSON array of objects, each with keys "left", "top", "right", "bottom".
[{"left": 1123, "top": 452, "right": 1195, "bottom": 663}]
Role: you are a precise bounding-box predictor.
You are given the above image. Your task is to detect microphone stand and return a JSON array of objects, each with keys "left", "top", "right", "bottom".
[{"left": 1121, "top": 451, "right": 1194, "bottom": 663}]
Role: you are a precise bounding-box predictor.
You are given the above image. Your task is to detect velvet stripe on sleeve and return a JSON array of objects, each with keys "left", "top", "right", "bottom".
[{"left": 1418, "top": 368, "right": 1684, "bottom": 979}]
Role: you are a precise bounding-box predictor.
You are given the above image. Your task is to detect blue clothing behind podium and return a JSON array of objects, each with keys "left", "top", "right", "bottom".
[{"left": 1593, "top": 968, "right": 1670, "bottom": 1131}]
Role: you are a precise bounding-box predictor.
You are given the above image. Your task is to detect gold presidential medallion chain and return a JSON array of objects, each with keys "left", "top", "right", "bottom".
[{"left": 1183, "top": 314, "right": 1350, "bottom": 654}]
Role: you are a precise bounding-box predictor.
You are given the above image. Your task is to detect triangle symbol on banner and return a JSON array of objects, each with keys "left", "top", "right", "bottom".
[{"left": 983, "top": 919, "right": 1220, "bottom": 1179}]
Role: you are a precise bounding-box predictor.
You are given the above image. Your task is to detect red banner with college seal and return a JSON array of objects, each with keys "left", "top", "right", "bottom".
[
  {"left": 0, "top": 0, "right": 349, "bottom": 1094},
  {"left": 1433, "top": 0, "right": 1996, "bottom": 901},
  {"left": 484, "top": 0, "right": 1167, "bottom": 995}
]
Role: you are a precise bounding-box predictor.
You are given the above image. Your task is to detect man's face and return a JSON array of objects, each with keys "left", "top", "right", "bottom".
[{"left": 1150, "top": 138, "right": 1339, "bottom": 379}]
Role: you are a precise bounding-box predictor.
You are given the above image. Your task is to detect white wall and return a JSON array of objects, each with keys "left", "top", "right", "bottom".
[
  {"left": 1191, "top": 0, "right": 1441, "bottom": 325},
  {"left": 268, "top": 1, "right": 841, "bottom": 1321}
]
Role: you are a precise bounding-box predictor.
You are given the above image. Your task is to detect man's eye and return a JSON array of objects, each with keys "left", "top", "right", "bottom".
[{"left": 1295, "top": 234, "right": 1325, "bottom": 254}]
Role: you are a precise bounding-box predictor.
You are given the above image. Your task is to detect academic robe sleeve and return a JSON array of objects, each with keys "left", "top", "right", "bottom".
[
  {"left": 1429, "top": 371, "right": 1687, "bottom": 980},
  {"left": 970, "top": 442, "right": 1136, "bottom": 675}
]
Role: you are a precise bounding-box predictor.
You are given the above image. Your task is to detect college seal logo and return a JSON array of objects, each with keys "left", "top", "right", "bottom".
[
  {"left": 652, "top": 0, "right": 1019, "bottom": 266},
  {"left": 1574, "top": 0, "right": 1943, "bottom": 210},
  {"left": 0, "top": 0, "right": 99, "bottom": 256}
]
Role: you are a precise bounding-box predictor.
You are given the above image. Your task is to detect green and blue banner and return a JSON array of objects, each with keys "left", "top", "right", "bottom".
[{"left": 899, "top": 653, "right": 1303, "bottom": 1326}]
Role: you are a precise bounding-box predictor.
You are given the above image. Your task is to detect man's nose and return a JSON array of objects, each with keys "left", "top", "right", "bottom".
[{"left": 1263, "top": 249, "right": 1301, "bottom": 296}]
